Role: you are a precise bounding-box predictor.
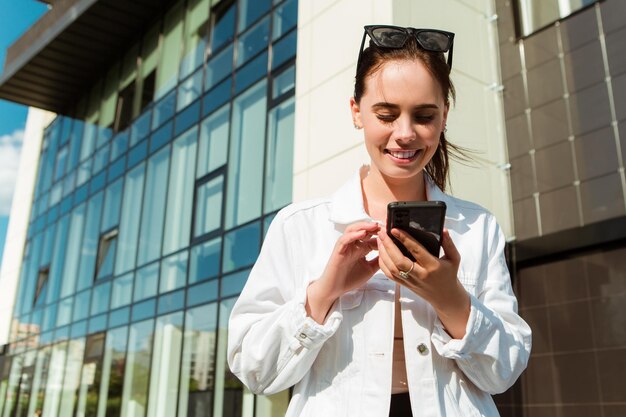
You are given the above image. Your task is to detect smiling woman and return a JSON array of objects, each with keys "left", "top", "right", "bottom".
[{"left": 227, "top": 24, "right": 531, "bottom": 417}]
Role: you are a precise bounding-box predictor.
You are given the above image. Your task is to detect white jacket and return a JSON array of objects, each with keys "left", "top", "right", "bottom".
[{"left": 227, "top": 169, "right": 532, "bottom": 417}]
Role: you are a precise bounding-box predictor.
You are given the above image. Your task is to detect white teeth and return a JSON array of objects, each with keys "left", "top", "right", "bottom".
[{"left": 389, "top": 150, "right": 418, "bottom": 159}]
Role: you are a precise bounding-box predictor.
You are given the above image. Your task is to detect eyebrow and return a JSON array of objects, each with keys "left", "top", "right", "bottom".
[{"left": 371, "top": 102, "right": 440, "bottom": 110}]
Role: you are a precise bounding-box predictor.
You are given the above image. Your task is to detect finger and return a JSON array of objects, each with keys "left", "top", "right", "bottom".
[
  {"left": 377, "top": 235, "right": 415, "bottom": 280},
  {"left": 441, "top": 228, "right": 460, "bottom": 264},
  {"left": 390, "top": 228, "right": 436, "bottom": 267},
  {"left": 378, "top": 228, "right": 414, "bottom": 268}
]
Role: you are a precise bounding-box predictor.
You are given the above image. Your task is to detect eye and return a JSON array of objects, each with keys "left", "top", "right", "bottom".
[
  {"left": 413, "top": 114, "right": 435, "bottom": 123},
  {"left": 376, "top": 114, "right": 396, "bottom": 123}
]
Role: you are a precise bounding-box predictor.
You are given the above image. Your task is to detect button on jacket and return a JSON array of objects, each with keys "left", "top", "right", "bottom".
[{"left": 227, "top": 168, "right": 532, "bottom": 417}]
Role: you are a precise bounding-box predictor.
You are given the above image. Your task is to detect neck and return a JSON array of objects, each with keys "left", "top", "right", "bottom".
[{"left": 361, "top": 165, "right": 427, "bottom": 221}]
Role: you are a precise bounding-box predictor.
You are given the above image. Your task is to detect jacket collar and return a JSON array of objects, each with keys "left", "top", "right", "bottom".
[{"left": 329, "top": 166, "right": 465, "bottom": 225}]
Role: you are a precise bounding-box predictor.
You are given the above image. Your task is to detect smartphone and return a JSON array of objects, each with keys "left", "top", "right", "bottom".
[{"left": 386, "top": 201, "right": 447, "bottom": 260}]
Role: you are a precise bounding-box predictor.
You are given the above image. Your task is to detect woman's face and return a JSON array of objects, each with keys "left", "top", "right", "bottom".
[{"left": 351, "top": 58, "right": 448, "bottom": 181}]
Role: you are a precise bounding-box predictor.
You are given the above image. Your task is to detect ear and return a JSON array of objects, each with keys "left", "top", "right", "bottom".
[{"left": 350, "top": 97, "right": 363, "bottom": 129}]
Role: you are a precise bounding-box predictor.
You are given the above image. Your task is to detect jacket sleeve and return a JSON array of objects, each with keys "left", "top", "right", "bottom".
[
  {"left": 430, "top": 215, "right": 532, "bottom": 394},
  {"left": 227, "top": 209, "right": 343, "bottom": 395}
]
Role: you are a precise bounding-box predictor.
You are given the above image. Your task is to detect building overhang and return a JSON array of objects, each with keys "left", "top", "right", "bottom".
[{"left": 0, "top": 0, "right": 171, "bottom": 114}]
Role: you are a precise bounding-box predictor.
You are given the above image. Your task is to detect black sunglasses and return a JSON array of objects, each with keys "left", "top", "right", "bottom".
[{"left": 357, "top": 25, "right": 455, "bottom": 71}]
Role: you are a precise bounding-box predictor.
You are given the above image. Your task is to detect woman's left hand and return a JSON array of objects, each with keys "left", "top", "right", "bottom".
[{"left": 377, "top": 227, "right": 470, "bottom": 339}]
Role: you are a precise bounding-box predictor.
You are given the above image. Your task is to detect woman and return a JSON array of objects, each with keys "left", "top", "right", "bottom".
[{"left": 227, "top": 25, "right": 531, "bottom": 417}]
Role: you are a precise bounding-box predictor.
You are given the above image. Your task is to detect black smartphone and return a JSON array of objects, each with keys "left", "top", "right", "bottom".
[{"left": 386, "top": 201, "right": 447, "bottom": 260}]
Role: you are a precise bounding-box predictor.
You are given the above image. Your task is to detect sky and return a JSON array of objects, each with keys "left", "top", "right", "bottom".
[{"left": 0, "top": 0, "right": 49, "bottom": 265}]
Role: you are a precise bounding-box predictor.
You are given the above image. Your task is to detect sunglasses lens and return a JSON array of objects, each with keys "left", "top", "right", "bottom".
[
  {"left": 416, "top": 31, "right": 451, "bottom": 52},
  {"left": 371, "top": 27, "right": 408, "bottom": 48}
]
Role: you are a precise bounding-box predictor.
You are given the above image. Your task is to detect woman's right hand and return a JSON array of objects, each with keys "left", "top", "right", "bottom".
[{"left": 305, "top": 221, "right": 380, "bottom": 323}]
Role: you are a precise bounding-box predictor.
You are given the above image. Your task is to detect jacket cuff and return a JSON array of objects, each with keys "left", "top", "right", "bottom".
[
  {"left": 430, "top": 294, "right": 495, "bottom": 359},
  {"left": 290, "top": 283, "right": 342, "bottom": 350}
]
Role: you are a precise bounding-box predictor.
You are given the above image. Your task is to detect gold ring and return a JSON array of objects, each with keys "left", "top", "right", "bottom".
[{"left": 398, "top": 262, "right": 415, "bottom": 279}]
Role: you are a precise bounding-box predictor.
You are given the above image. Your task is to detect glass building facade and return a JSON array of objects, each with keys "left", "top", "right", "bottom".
[{"left": 0, "top": 0, "right": 297, "bottom": 416}]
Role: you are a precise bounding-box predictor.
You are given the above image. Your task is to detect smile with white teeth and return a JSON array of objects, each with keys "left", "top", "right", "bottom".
[{"left": 386, "top": 149, "right": 420, "bottom": 159}]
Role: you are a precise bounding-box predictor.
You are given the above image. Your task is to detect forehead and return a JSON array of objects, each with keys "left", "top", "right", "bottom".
[{"left": 365, "top": 59, "right": 444, "bottom": 104}]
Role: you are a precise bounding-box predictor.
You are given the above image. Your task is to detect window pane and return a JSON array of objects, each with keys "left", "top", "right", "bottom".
[
  {"left": 26, "top": 347, "right": 50, "bottom": 417},
  {"left": 77, "top": 192, "right": 103, "bottom": 290},
  {"left": 205, "top": 44, "right": 233, "bottom": 91},
  {"left": 42, "top": 341, "right": 69, "bottom": 417},
  {"left": 81, "top": 122, "right": 98, "bottom": 162},
  {"left": 179, "top": 0, "right": 209, "bottom": 79},
  {"left": 56, "top": 297, "right": 73, "bottom": 327},
  {"left": 213, "top": 298, "right": 252, "bottom": 417},
  {"left": 152, "top": 90, "right": 177, "bottom": 130},
  {"left": 134, "top": 262, "right": 159, "bottom": 302},
  {"left": 236, "top": 16, "right": 270, "bottom": 67},
  {"left": 111, "top": 272, "right": 134, "bottom": 309},
  {"left": 73, "top": 289, "right": 91, "bottom": 322},
  {"left": 115, "top": 163, "right": 146, "bottom": 275},
  {"left": 264, "top": 97, "right": 295, "bottom": 212},
  {"left": 54, "top": 145, "right": 68, "bottom": 182},
  {"left": 178, "top": 303, "right": 218, "bottom": 417},
  {"left": 146, "top": 312, "right": 184, "bottom": 417},
  {"left": 101, "top": 177, "right": 124, "bottom": 232},
  {"left": 272, "top": 0, "right": 297, "bottom": 40},
  {"left": 271, "top": 29, "right": 296, "bottom": 70},
  {"left": 189, "top": 237, "right": 221, "bottom": 284},
  {"left": 91, "top": 282, "right": 112, "bottom": 316},
  {"left": 272, "top": 64, "right": 295, "bottom": 99},
  {"left": 160, "top": 250, "right": 188, "bottom": 293},
  {"left": 60, "top": 203, "right": 87, "bottom": 298},
  {"left": 156, "top": 2, "right": 184, "bottom": 99},
  {"left": 58, "top": 337, "right": 86, "bottom": 417},
  {"left": 96, "top": 326, "right": 128, "bottom": 417},
  {"left": 177, "top": 68, "right": 204, "bottom": 111},
  {"left": 197, "top": 105, "right": 229, "bottom": 177},
  {"left": 95, "top": 232, "right": 117, "bottom": 280},
  {"left": 237, "top": 0, "right": 271, "bottom": 32},
  {"left": 221, "top": 269, "right": 250, "bottom": 298},
  {"left": 47, "top": 214, "right": 70, "bottom": 304},
  {"left": 225, "top": 80, "right": 267, "bottom": 228},
  {"left": 137, "top": 147, "right": 170, "bottom": 266},
  {"left": 120, "top": 319, "right": 154, "bottom": 417},
  {"left": 162, "top": 127, "right": 198, "bottom": 255},
  {"left": 210, "top": 4, "right": 235, "bottom": 52},
  {"left": 194, "top": 175, "right": 224, "bottom": 238},
  {"left": 222, "top": 222, "right": 261, "bottom": 273}
]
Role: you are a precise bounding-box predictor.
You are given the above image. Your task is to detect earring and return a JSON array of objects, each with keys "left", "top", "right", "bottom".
[
  {"left": 443, "top": 124, "right": 447, "bottom": 134},
  {"left": 354, "top": 123, "right": 361, "bottom": 129}
]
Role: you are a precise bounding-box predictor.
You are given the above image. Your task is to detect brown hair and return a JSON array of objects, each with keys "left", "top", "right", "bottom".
[{"left": 354, "top": 37, "right": 466, "bottom": 191}]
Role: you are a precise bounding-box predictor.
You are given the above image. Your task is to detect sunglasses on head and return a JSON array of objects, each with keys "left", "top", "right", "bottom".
[{"left": 357, "top": 25, "right": 455, "bottom": 71}]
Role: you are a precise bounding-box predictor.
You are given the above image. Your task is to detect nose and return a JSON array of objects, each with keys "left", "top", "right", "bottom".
[{"left": 391, "top": 115, "right": 416, "bottom": 144}]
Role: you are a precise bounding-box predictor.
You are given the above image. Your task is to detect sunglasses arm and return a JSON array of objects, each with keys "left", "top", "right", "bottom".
[
  {"left": 447, "top": 42, "right": 454, "bottom": 71},
  {"left": 356, "top": 31, "right": 368, "bottom": 69}
]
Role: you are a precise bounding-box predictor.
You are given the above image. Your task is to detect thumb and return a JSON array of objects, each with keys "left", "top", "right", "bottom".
[{"left": 441, "top": 228, "right": 460, "bottom": 264}]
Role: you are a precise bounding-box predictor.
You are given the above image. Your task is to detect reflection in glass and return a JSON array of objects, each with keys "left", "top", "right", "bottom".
[
  {"left": 177, "top": 68, "right": 204, "bottom": 111},
  {"left": 73, "top": 290, "right": 92, "bottom": 322},
  {"left": 163, "top": 127, "right": 198, "bottom": 255},
  {"left": 210, "top": 4, "right": 235, "bottom": 52},
  {"left": 101, "top": 178, "right": 124, "bottom": 232},
  {"left": 197, "top": 105, "right": 229, "bottom": 177},
  {"left": 26, "top": 347, "right": 50, "bottom": 417},
  {"left": 91, "top": 282, "right": 112, "bottom": 316},
  {"left": 47, "top": 214, "right": 70, "bottom": 304},
  {"left": 265, "top": 98, "right": 295, "bottom": 213},
  {"left": 134, "top": 263, "right": 159, "bottom": 302},
  {"left": 121, "top": 319, "right": 154, "bottom": 417},
  {"left": 96, "top": 326, "right": 128, "bottom": 417},
  {"left": 225, "top": 80, "right": 267, "bottom": 228},
  {"left": 517, "top": 0, "right": 597, "bottom": 36},
  {"left": 58, "top": 337, "right": 86, "bottom": 416},
  {"left": 137, "top": 147, "right": 170, "bottom": 266},
  {"left": 179, "top": 0, "right": 209, "bottom": 79},
  {"left": 155, "top": 3, "right": 184, "bottom": 99},
  {"left": 237, "top": 0, "right": 271, "bottom": 33},
  {"left": 222, "top": 222, "right": 261, "bottom": 274},
  {"left": 189, "top": 238, "right": 221, "bottom": 284},
  {"left": 111, "top": 273, "right": 134, "bottom": 309},
  {"left": 42, "top": 341, "right": 69, "bottom": 417},
  {"left": 271, "top": 65, "right": 295, "bottom": 99},
  {"left": 194, "top": 175, "right": 224, "bottom": 238},
  {"left": 9, "top": 350, "right": 34, "bottom": 417},
  {"left": 213, "top": 298, "right": 253, "bottom": 417},
  {"left": 116, "top": 163, "right": 146, "bottom": 275},
  {"left": 205, "top": 45, "right": 233, "bottom": 92},
  {"left": 146, "top": 312, "right": 183, "bottom": 417},
  {"left": 160, "top": 250, "right": 188, "bottom": 293},
  {"left": 77, "top": 192, "right": 103, "bottom": 291},
  {"left": 236, "top": 16, "right": 270, "bottom": 67},
  {"left": 272, "top": 0, "right": 297, "bottom": 40},
  {"left": 95, "top": 229, "right": 118, "bottom": 280},
  {"left": 178, "top": 303, "right": 218, "bottom": 417}
]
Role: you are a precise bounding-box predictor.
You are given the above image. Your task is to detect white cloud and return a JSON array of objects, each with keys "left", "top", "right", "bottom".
[{"left": 0, "top": 129, "right": 24, "bottom": 216}]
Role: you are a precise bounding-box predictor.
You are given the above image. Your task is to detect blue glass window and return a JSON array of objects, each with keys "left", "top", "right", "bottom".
[
  {"left": 236, "top": 16, "right": 270, "bottom": 67},
  {"left": 234, "top": 52, "right": 267, "bottom": 95},
  {"left": 210, "top": 4, "right": 235, "bottom": 52},
  {"left": 271, "top": 29, "right": 297, "bottom": 70},
  {"left": 272, "top": 0, "right": 297, "bottom": 40},
  {"left": 186, "top": 280, "right": 218, "bottom": 307},
  {"left": 238, "top": 0, "right": 271, "bottom": 33},
  {"left": 202, "top": 78, "right": 232, "bottom": 117},
  {"left": 174, "top": 99, "right": 201, "bottom": 136},
  {"left": 189, "top": 237, "right": 221, "bottom": 284},
  {"left": 152, "top": 90, "right": 177, "bottom": 130},
  {"left": 134, "top": 262, "right": 159, "bottom": 302},
  {"left": 205, "top": 45, "right": 233, "bottom": 91},
  {"left": 130, "top": 109, "right": 152, "bottom": 147},
  {"left": 158, "top": 289, "right": 185, "bottom": 315},
  {"left": 221, "top": 269, "right": 250, "bottom": 298},
  {"left": 149, "top": 120, "right": 174, "bottom": 154},
  {"left": 160, "top": 250, "right": 188, "bottom": 293},
  {"left": 222, "top": 221, "right": 261, "bottom": 273}
]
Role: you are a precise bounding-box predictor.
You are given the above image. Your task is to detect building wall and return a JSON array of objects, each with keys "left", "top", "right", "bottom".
[{"left": 494, "top": 0, "right": 626, "bottom": 415}]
